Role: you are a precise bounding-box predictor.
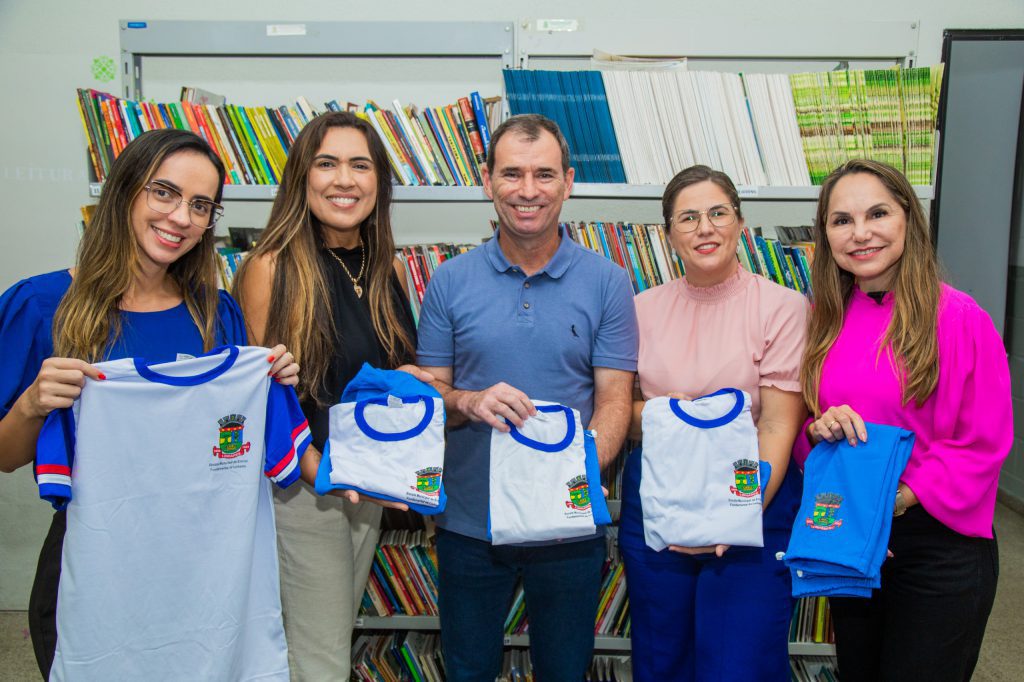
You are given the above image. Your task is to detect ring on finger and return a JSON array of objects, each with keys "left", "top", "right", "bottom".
[{"left": 828, "top": 420, "right": 839, "bottom": 429}]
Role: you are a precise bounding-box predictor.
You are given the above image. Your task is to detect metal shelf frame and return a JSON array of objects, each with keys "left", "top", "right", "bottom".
[
  {"left": 354, "top": 615, "right": 835, "bottom": 655},
  {"left": 118, "top": 19, "right": 516, "bottom": 100}
]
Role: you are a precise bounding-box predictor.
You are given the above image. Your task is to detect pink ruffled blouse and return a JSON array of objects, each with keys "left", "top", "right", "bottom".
[{"left": 635, "top": 267, "right": 809, "bottom": 423}]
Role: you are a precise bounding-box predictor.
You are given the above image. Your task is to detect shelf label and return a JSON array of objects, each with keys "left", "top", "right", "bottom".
[
  {"left": 89, "top": 184, "right": 101, "bottom": 197},
  {"left": 267, "top": 24, "right": 306, "bottom": 37},
  {"left": 503, "top": 635, "right": 512, "bottom": 645},
  {"left": 354, "top": 617, "right": 364, "bottom": 627},
  {"left": 737, "top": 185, "right": 759, "bottom": 198},
  {"left": 270, "top": 186, "right": 279, "bottom": 198},
  {"left": 535, "top": 19, "right": 579, "bottom": 32},
  {"left": 125, "top": 22, "right": 148, "bottom": 29}
]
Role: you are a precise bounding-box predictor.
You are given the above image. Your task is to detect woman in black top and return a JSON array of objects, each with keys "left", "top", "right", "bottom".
[{"left": 235, "top": 111, "right": 427, "bottom": 681}]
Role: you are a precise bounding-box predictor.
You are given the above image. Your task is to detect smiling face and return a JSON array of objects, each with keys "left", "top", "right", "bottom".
[
  {"left": 306, "top": 126, "right": 379, "bottom": 247},
  {"left": 667, "top": 180, "right": 742, "bottom": 287},
  {"left": 824, "top": 172, "right": 907, "bottom": 292},
  {"left": 130, "top": 150, "right": 219, "bottom": 274},
  {"left": 482, "top": 129, "right": 574, "bottom": 242}
]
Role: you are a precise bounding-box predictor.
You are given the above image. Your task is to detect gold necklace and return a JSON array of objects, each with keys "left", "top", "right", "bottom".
[{"left": 324, "top": 242, "right": 366, "bottom": 298}]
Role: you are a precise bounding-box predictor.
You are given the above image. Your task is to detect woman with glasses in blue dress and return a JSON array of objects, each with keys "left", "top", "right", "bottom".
[{"left": 0, "top": 129, "right": 300, "bottom": 678}]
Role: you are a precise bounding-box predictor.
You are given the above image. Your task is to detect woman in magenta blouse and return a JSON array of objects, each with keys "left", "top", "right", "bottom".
[
  {"left": 799, "top": 159, "right": 1010, "bottom": 681},
  {"left": 619, "top": 165, "right": 809, "bottom": 681}
]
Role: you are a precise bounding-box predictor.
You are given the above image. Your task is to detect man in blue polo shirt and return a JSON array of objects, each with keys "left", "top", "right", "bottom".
[{"left": 417, "top": 114, "right": 638, "bottom": 681}]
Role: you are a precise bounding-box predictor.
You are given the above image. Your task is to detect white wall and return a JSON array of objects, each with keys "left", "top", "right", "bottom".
[{"left": 1, "top": 0, "right": 1022, "bottom": 608}]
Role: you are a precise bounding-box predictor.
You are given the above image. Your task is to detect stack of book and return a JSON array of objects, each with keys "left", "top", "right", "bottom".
[
  {"left": 504, "top": 70, "right": 627, "bottom": 183},
  {"left": 398, "top": 243, "right": 477, "bottom": 323},
  {"left": 563, "top": 221, "right": 683, "bottom": 294},
  {"left": 362, "top": 530, "right": 439, "bottom": 618},
  {"left": 602, "top": 70, "right": 773, "bottom": 186},
  {"left": 790, "top": 596, "right": 836, "bottom": 645},
  {"left": 789, "top": 656, "right": 839, "bottom": 682},
  {"left": 75, "top": 88, "right": 500, "bottom": 187},
  {"left": 352, "top": 631, "right": 444, "bottom": 682},
  {"left": 737, "top": 226, "right": 816, "bottom": 299},
  {"left": 503, "top": 65, "right": 942, "bottom": 186},
  {"left": 393, "top": 221, "right": 815, "bottom": 311},
  {"left": 789, "top": 66, "right": 943, "bottom": 185}
]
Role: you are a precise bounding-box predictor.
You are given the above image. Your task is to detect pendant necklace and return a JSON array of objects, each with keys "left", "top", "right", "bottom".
[{"left": 325, "top": 242, "right": 366, "bottom": 298}]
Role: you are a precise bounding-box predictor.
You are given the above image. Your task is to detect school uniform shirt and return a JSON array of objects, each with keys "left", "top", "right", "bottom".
[
  {"left": 793, "top": 285, "right": 1012, "bottom": 538},
  {"left": 785, "top": 423, "right": 915, "bottom": 598},
  {"left": 628, "top": 266, "right": 809, "bottom": 541},
  {"left": 35, "top": 345, "right": 311, "bottom": 682},
  {"left": 488, "top": 401, "right": 611, "bottom": 545},
  {"left": 640, "top": 389, "right": 766, "bottom": 550},
  {"left": 315, "top": 362, "right": 446, "bottom": 514},
  {"left": 0, "top": 270, "right": 248, "bottom": 678}
]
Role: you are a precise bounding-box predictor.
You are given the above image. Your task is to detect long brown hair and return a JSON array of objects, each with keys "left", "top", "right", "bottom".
[
  {"left": 234, "top": 111, "right": 414, "bottom": 404},
  {"left": 54, "top": 129, "right": 226, "bottom": 361},
  {"left": 801, "top": 159, "right": 940, "bottom": 412}
]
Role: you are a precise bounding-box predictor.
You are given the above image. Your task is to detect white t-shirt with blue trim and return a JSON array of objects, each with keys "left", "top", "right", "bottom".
[
  {"left": 640, "top": 389, "right": 765, "bottom": 551},
  {"left": 35, "top": 345, "right": 311, "bottom": 682},
  {"left": 488, "top": 400, "right": 611, "bottom": 545}
]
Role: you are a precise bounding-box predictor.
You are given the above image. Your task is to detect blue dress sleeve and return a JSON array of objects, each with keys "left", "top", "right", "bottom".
[
  {"left": 215, "top": 290, "right": 249, "bottom": 346},
  {"left": 0, "top": 277, "right": 59, "bottom": 419}
]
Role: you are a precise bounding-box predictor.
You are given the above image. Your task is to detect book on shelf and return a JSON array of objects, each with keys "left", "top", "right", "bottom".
[{"left": 75, "top": 88, "right": 501, "bottom": 188}]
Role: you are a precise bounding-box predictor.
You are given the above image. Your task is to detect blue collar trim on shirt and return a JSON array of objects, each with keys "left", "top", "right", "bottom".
[
  {"left": 354, "top": 396, "right": 435, "bottom": 442},
  {"left": 133, "top": 345, "right": 239, "bottom": 386},
  {"left": 508, "top": 403, "right": 576, "bottom": 452},
  {"left": 484, "top": 226, "right": 575, "bottom": 279},
  {"left": 669, "top": 388, "right": 745, "bottom": 428}
]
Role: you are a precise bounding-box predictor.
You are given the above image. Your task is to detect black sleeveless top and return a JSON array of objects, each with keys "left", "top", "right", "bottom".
[{"left": 303, "top": 244, "right": 418, "bottom": 452}]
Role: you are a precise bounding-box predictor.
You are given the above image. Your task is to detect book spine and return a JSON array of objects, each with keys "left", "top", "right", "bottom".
[
  {"left": 246, "top": 107, "right": 284, "bottom": 182},
  {"left": 470, "top": 91, "right": 492, "bottom": 156},
  {"left": 235, "top": 106, "right": 276, "bottom": 184},
  {"left": 217, "top": 107, "right": 256, "bottom": 184},
  {"left": 457, "top": 96, "right": 487, "bottom": 166},
  {"left": 449, "top": 105, "right": 483, "bottom": 184},
  {"left": 428, "top": 107, "right": 467, "bottom": 186},
  {"left": 227, "top": 105, "right": 269, "bottom": 184},
  {"left": 75, "top": 90, "right": 104, "bottom": 181}
]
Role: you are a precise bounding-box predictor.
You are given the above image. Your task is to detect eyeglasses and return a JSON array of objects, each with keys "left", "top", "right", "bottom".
[
  {"left": 144, "top": 182, "right": 224, "bottom": 229},
  {"left": 670, "top": 204, "right": 738, "bottom": 233}
]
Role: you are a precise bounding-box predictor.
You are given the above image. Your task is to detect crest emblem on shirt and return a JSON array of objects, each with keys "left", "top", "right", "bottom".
[
  {"left": 807, "top": 492, "right": 844, "bottom": 530},
  {"left": 729, "top": 459, "right": 761, "bottom": 498},
  {"left": 213, "top": 414, "right": 251, "bottom": 459},
  {"left": 413, "top": 467, "right": 443, "bottom": 496},
  {"left": 565, "top": 474, "right": 592, "bottom": 511}
]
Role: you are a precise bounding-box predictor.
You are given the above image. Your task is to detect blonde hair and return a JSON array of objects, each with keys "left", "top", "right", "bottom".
[
  {"left": 54, "top": 129, "right": 226, "bottom": 361},
  {"left": 233, "top": 112, "right": 415, "bottom": 405},
  {"left": 801, "top": 159, "right": 940, "bottom": 412}
]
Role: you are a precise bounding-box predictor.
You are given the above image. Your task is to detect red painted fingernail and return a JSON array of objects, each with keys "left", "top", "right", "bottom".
[
  {"left": 267, "top": 355, "right": 275, "bottom": 363},
  {"left": 268, "top": 370, "right": 274, "bottom": 376},
  {"left": 97, "top": 373, "right": 106, "bottom": 381}
]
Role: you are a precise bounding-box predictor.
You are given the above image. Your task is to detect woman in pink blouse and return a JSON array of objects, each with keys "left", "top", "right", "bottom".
[
  {"left": 800, "top": 159, "right": 1010, "bottom": 681},
  {"left": 619, "top": 165, "right": 809, "bottom": 681}
]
